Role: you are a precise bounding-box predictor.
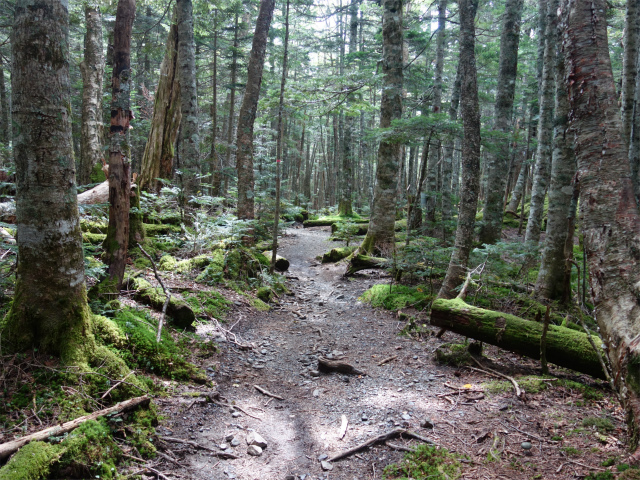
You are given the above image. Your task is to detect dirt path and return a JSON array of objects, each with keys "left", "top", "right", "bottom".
[{"left": 157, "top": 227, "right": 624, "bottom": 480}]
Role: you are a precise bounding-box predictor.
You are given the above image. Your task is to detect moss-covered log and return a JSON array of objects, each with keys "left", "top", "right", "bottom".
[
  {"left": 322, "top": 246, "right": 357, "bottom": 263},
  {"left": 330, "top": 223, "right": 368, "bottom": 235},
  {"left": 129, "top": 277, "right": 195, "bottom": 329},
  {"left": 303, "top": 217, "right": 368, "bottom": 228},
  {"left": 262, "top": 251, "right": 290, "bottom": 271},
  {"left": 430, "top": 298, "right": 605, "bottom": 378},
  {"left": 345, "top": 254, "right": 388, "bottom": 276}
]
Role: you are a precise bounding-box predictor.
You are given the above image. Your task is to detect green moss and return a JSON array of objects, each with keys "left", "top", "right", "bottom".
[
  {"left": 322, "top": 246, "right": 357, "bottom": 263},
  {"left": 143, "top": 223, "right": 182, "bottom": 236},
  {"left": 0, "top": 441, "right": 62, "bottom": 480},
  {"left": 195, "top": 250, "right": 226, "bottom": 284},
  {"left": 582, "top": 416, "right": 615, "bottom": 433},
  {"left": 89, "top": 162, "right": 106, "bottom": 183},
  {"left": 124, "top": 403, "right": 159, "bottom": 458},
  {"left": 129, "top": 277, "right": 196, "bottom": 329},
  {"left": 82, "top": 232, "right": 106, "bottom": 245},
  {"left": 435, "top": 343, "right": 472, "bottom": 367},
  {"left": 257, "top": 287, "right": 273, "bottom": 302},
  {"left": 383, "top": 444, "right": 463, "bottom": 480},
  {"left": 360, "top": 284, "right": 432, "bottom": 311},
  {"left": 251, "top": 298, "right": 270, "bottom": 311},
  {"left": 184, "top": 291, "right": 231, "bottom": 319},
  {"left": 561, "top": 446, "right": 581, "bottom": 456},
  {"left": 619, "top": 470, "right": 640, "bottom": 480},
  {"left": 80, "top": 219, "right": 108, "bottom": 234},
  {"left": 586, "top": 473, "right": 615, "bottom": 480}
]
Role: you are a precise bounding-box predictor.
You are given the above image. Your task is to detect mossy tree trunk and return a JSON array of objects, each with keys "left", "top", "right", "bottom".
[
  {"left": 562, "top": 0, "right": 640, "bottom": 455},
  {"left": 356, "top": 0, "right": 403, "bottom": 257},
  {"left": 5, "top": 0, "right": 93, "bottom": 359},
  {"left": 138, "top": 13, "right": 181, "bottom": 192},
  {"left": 176, "top": 0, "right": 200, "bottom": 198},
  {"left": 438, "top": 0, "right": 480, "bottom": 299},
  {"left": 535, "top": 0, "right": 576, "bottom": 301},
  {"left": 479, "top": 0, "right": 523, "bottom": 245},
  {"left": 236, "top": 0, "right": 275, "bottom": 223},
  {"left": 104, "top": 0, "right": 136, "bottom": 290},
  {"left": 78, "top": 1, "right": 104, "bottom": 186}
]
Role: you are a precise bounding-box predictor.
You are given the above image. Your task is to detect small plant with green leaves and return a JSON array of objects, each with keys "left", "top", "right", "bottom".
[
  {"left": 383, "top": 444, "right": 464, "bottom": 480},
  {"left": 333, "top": 220, "right": 361, "bottom": 247}
]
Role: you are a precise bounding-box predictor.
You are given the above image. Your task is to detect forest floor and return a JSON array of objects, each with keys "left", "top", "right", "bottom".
[{"left": 155, "top": 226, "right": 627, "bottom": 480}]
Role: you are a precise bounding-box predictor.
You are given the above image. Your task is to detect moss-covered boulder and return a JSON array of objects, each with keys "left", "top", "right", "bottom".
[
  {"left": 128, "top": 277, "right": 196, "bottom": 329},
  {"left": 322, "top": 246, "right": 357, "bottom": 263},
  {"left": 196, "top": 248, "right": 269, "bottom": 285},
  {"left": 184, "top": 291, "right": 231, "bottom": 319},
  {"left": 262, "top": 251, "right": 290, "bottom": 271},
  {"left": 257, "top": 286, "right": 274, "bottom": 303}
]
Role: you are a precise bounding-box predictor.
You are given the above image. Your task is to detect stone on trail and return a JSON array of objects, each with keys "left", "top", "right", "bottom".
[
  {"left": 247, "top": 444, "right": 263, "bottom": 456},
  {"left": 321, "top": 460, "right": 334, "bottom": 471},
  {"left": 421, "top": 418, "right": 434, "bottom": 429},
  {"left": 246, "top": 431, "right": 268, "bottom": 449}
]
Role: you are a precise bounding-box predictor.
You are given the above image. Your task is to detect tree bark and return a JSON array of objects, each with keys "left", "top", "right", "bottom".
[
  {"left": 355, "top": 0, "right": 403, "bottom": 257},
  {"left": 479, "top": 0, "right": 524, "bottom": 245},
  {"left": 628, "top": 1, "right": 640, "bottom": 202},
  {"left": 535, "top": 0, "right": 576, "bottom": 301},
  {"left": 430, "top": 299, "right": 605, "bottom": 378},
  {"left": 0, "top": 56, "right": 9, "bottom": 146},
  {"left": 78, "top": 2, "right": 104, "bottom": 186},
  {"left": 104, "top": 0, "right": 136, "bottom": 290},
  {"left": 621, "top": 0, "right": 639, "bottom": 148},
  {"left": 525, "top": 0, "right": 555, "bottom": 244},
  {"left": 562, "top": 0, "right": 640, "bottom": 454},
  {"left": 5, "top": 0, "right": 92, "bottom": 357},
  {"left": 442, "top": 58, "right": 462, "bottom": 224},
  {"left": 438, "top": 0, "right": 481, "bottom": 299},
  {"left": 236, "top": 0, "right": 275, "bottom": 222},
  {"left": 138, "top": 13, "right": 181, "bottom": 192}
]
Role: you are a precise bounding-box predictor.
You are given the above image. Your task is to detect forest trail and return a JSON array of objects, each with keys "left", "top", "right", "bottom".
[{"left": 157, "top": 227, "right": 621, "bottom": 480}]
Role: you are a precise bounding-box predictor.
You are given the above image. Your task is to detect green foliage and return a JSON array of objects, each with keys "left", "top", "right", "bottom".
[
  {"left": 0, "top": 441, "right": 62, "bottom": 480},
  {"left": 360, "top": 283, "right": 432, "bottom": 311},
  {"left": 184, "top": 290, "right": 231, "bottom": 319},
  {"left": 585, "top": 473, "right": 615, "bottom": 480},
  {"left": 394, "top": 237, "right": 453, "bottom": 292},
  {"left": 383, "top": 444, "right": 464, "bottom": 480},
  {"left": 582, "top": 416, "right": 615, "bottom": 433},
  {"left": 434, "top": 342, "right": 472, "bottom": 367},
  {"left": 333, "top": 220, "right": 361, "bottom": 246}
]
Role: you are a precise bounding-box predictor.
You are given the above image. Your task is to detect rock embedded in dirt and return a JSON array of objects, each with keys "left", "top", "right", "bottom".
[
  {"left": 231, "top": 438, "right": 240, "bottom": 447},
  {"left": 318, "top": 454, "right": 328, "bottom": 461},
  {"left": 421, "top": 418, "right": 435, "bottom": 429},
  {"left": 246, "top": 431, "right": 268, "bottom": 449},
  {"left": 247, "top": 445, "right": 263, "bottom": 456},
  {"left": 219, "top": 443, "right": 228, "bottom": 450},
  {"left": 321, "top": 460, "right": 334, "bottom": 471}
]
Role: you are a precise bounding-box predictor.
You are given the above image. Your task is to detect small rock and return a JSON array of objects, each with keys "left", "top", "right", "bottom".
[
  {"left": 361, "top": 414, "right": 368, "bottom": 421},
  {"left": 421, "top": 418, "right": 434, "bottom": 429},
  {"left": 313, "top": 389, "right": 321, "bottom": 397},
  {"left": 285, "top": 476, "right": 296, "bottom": 480},
  {"left": 401, "top": 413, "right": 411, "bottom": 421},
  {"left": 246, "top": 431, "right": 268, "bottom": 449},
  {"left": 219, "top": 443, "right": 228, "bottom": 450},
  {"left": 247, "top": 445, "right": 263, "bottom": 456},
  {"left": 231, "top": 438, "right": 241, "bottom": 447},
  {"left": 318, "top": 454, "right": 328, "bottom": 461},
  {"left": 309, "top": 370, "right": 320, "bottom": 377},
  {"left": 336, "top": 294, "right": 345, "bottom": 300},
  {"left": 321, "top": 460, "right": 334, "bottom": 471},
  {"left": 232, "top": 411, "right": 242, "bottom": 418},
  {"left": 261, "top": 349, "right": 267, "bottom": 355},
  {"left": 234, "top": 301, "right": 242, "bottom": 306},
  {"left": 225, "top": 434, "right": 235, "bottom": 442}
]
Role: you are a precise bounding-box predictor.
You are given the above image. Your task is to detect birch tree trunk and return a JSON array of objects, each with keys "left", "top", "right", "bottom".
[
  {"left": 535, "top": 0, "right": 576, "bottom": 300},
  {"left": 236, "top": 0, "right": 275, "bottom": 222},
  {"left": 525, "top": 0, "right": 555, "bottom": 244},
  {"left": 5, "top": 0, "right": 92, "bottom": 358},
  {"left": 176, "top": 0, "right": 200, "bottom": 197},
  {"left": 479, "top": 0, "right": 523, "bottom": 245},
  {"left": 104, "top": 0, "right": 135, "bottom": 290},
  {"left": 353, "top": 0, "right": 403, "bottom": 257},
  {"left": 562, "top": 0, "right": 640, "bottom": 455},
  {"left": 78, "top": 2, "right": 104, "bottom": 186},
  {"left": 138, "top": 15, "right": 181, "bottom": 192},
  {"left": 438, "top": 0, "right": 480, "bottom": 299}
]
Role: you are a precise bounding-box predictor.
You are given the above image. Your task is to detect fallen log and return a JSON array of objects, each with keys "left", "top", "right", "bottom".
[
  {"left": 303, "top": 218, "right": 368, "bottom": 228},
  {"left": 328, "top": 427, "right": 435, "bottom": 462},
  {"left": 262, "top": 251, "right": 290, "bottom": 271},
  {"left": 430, "top": 299, "right": 605, "bottom": 379},
  {"left": 318, "top": 357, "right": 365, "bottom": 376},
  {"left": 321, "top": 246, "right": 357, "bottom": 263},
  {"left": 344, "top": 254, "right": 387, "bottom": 276},
  {"left": 0, "top": 395, "right": 150, "bottom": 461},
  {"left": 77, "top": 180, "right": 109, "bottom": 205}
]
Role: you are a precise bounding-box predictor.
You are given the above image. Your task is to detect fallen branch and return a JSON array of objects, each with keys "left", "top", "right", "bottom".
[
  {"left": 328, "top": 428, "right": 435, "bottom": 463},
  {"left": 138, "top": 243, "right": 171, "bottom": 343},
  {"left": 254, "top": 385, "right": 284, "bottom": 401},
  {"left": 471, "top": 357, "right": 522, "bottom": 399},
  {"left": 232, "top": 405, "right": 262, "bottom": 420},
  {"left": 0, "top": 395, "right": 150, "bottom": 461},
  {"left": 318, "top": 357, "right": 365, "bottom": 376},
  {"left": 159, "top": 436, "right": 238, "bottom": 459},
  {"left": 101, "top": 371, "right": 135, "bottom": 399},
  {"left": 377, "top": 355, "right": 397, "bottom": 366},
  {"left": 385, "top": 441, "right": 413, "bottom": 452}
]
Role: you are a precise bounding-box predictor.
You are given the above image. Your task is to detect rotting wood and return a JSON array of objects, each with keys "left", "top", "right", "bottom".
[
  {"left": 254, "top": 385, "right": 284, "bottom": 400},
  {"left": 318, "top": 357, "right": 365, "bottom": 376},
  {"left": 159, "top": 436, "right": 239, "bottom": 459},
  {"left": 328, "top": 427, "right": 435, "bottom": 462},
  {"left": 430, "top": 298, "right": 606, "bottom": 379},
  {"left": 0, "top": 395, "right": 150, "bottom": 461},
  {"left": 377, "top": 355, "right": 397, "bottom": 366}
]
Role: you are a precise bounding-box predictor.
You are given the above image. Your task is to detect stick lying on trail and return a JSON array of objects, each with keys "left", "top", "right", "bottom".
[
  {"left": 328, "top": 427, "right": 435, "bottom": 462},
  {"left": 159, "top": 436, "right": 238, "bottom": 459},
  {"left": 254, "top": 385, "right": 284, "bottom": 400}
]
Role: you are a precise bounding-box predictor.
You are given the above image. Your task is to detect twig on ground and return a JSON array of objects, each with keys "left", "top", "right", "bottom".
[
  {"left": 565, "top": 459, "right": 606, "bottom": 471},
  {"left": 328, "top": 427, "right": 435, "bottom": 462},
  {"left": 470, "top": 356, "right": 522, "bottom": 399},
  {"left": 101, "top": 371, "right": 135, "bottom": 399},
  {"left": 232, "top": 405, "right": 262, "bottom": 420},
  {"left": 254, "top": 385, "right": 284, "bottom": 400},
  {"left": 156, "top": 451, "right": 182, "bottom": 467},
  {"left": 159, "top": 436, "right": 239, "bottom": 459},
  {"left": 386, "top": 441, "right": 412, "bottom": 452},
  {"left": 377, "top": 355, "right": 397, "bottom": 366},
  {"left": 138, "top": 243, "right": 171, "bottom": 343}
]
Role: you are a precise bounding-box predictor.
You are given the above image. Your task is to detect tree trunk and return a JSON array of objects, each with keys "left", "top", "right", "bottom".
[
  {"left": 176, "top": 0, "right": 200, "bottom": 198},
  {"left": 210, "top": 14, "right": 220, "bottom": 195},
  {"left": 628, "top": 2, "right": 640, "bottom": 202},
  {"left": 442, "top": 59, "right": 462, "bottom": 224},
  {"left": 79, "top": 2, "right": 104, "bottom": 186},
  {"left": 104, "top": 0, "right": 136, "bottom": 290},
  {"left": 479, "top": 0, "right": 524, "bottom": 245},
  {"left": 0, "top": 56, "right": 9, "bottom": 146},
  {"left": 438, "top": 0, "right": 481, "bottom": 299},
  {"left": 535, "top": 0, "right": 576, "bottom": 301},
  {"left": 223, "top": 14, "right": 239, "bottom": 198},
  {"left": 5, "top": 0, "right": 92, "bottom": 358},
  {"left": 525, "top": 0, "right": 555, "bottom": 244},
  {"left": 562, "top": 0, "right": 640, "bottom": 454},
  {"left": 138, "top": 14, "right": 181, "bottom": 192},
  {"left": 236, "top": 0, "right": 275, "bottom": 222},
  {"left": 621, "top": 0, "right": 639, "bottom": 147},
  {"left": 354, "top": 0, "right": 403, "bottom": 257},
  {"left": 430, "top": 299, "right": 605, "bottom": 378}
]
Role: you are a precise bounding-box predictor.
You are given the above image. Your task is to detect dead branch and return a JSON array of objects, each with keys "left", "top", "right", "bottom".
[
  {"left": 377, "top": 355, "right": 397, "bottom": 366},
  {"left": 254, "top": 385, "right": 284, "bottom": 400},
  {"left": 0, "top": 395, "right": 150, "bottom": 460},
  {"left": 318, "top": 357, "right": 365, "bottom": 376},
  {"left": 159, "top": 436, "right": 238, "bottom": 459},
  {"left": 328, "top": 428, "right": 435, "bottom": 463},
  {"left": 138, "top": 243, "right": 171, "bottom": 343},
  {"left": 385, "top": 441, "right": 413, "bottom": 452},
  {"left": 471, "top": 356, "right": 523, "bottom": 399},
  {"left": 101, "top": 371, "right": 135, "bottom": 399}
]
